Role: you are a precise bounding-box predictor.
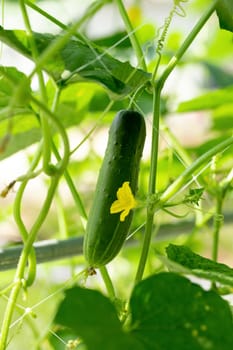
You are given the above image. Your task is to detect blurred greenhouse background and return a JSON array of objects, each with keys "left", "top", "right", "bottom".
[{"left": 0, "top": 0, "right": 233, "bottom": 348}]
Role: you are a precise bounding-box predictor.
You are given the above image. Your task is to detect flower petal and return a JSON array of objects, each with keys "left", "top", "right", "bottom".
[
  {"left": 110, "top": 181, "right": 137, "bottom": 221},
  {"left": 110, "top": 199, "right": 124, "bottom": 214},
  {"left": 120, "top": 208, "right": 130, "bottom": 222}
]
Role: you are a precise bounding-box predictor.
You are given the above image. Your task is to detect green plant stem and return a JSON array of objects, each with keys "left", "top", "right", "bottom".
[
  {"left": 212, "top": 195, "right": 223, "bottom": 262},
  {"left": 25, "top": 0, "right": 67, "bottom": 30},
  {"left": 135, "top": 212, "right": 155, "bottom": 284},
  {"left": 13, "top": 144, "right": 43, "bottom": 287},
  {"left": 135, "top": 0, "right": 219, "bottom": 284},
  {"left": 0, "top": 176, "right": 59, "bottom": 350},
  {"left": 99, "top": 266, "right": 116, "bottom": 300},
  {"left": 30, "top": 96, "right": 70, "bottom": 174},
  {"left": 52, "top": 143, "right": 87, "bottom": 221},
  {"left": 134, "top": 86, "right": 160, "bottom": 284},
  {"left": 20, "top": 0, "right": 52, "bottom": 175},
  {"left": 48, "top": 87, "right": 86, "bottom": 221},
  {"left": 115, "top": 0, "right": 147, "bottom": 71},
  {"left": 211, "top": 166, "right": 233, "bottom": 263}
]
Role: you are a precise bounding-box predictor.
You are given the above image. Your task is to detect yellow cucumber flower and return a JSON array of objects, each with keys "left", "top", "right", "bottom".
[{"left": 110, "top": 181, "right": 137, "bottom": 222}]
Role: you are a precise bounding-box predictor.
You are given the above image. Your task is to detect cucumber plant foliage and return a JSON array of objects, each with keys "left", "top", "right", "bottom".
[{"left": 55, "top": 272, "right": 233, "bottom": 350}]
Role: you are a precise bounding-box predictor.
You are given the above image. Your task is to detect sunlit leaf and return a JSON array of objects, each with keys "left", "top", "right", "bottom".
[
  {"left": 166, "top": 244, "right": 233, "bottom": 287},
  {"left": 0, "top": 26, "right": 151, "bottom": 98}
]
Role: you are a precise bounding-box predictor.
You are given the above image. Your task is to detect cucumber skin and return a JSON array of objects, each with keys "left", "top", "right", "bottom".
[{"left": 84, "top": 110, "right": 146, "bottom": 267}]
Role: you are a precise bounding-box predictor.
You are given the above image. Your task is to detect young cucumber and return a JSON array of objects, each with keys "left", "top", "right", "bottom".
[{"left": 83, "top": 110, "right": 146, "bottom": 267}]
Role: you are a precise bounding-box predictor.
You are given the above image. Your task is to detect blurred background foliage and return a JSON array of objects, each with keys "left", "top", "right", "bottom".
[{"left": 0, "top": 0, "right": 233, "bottom": 348}]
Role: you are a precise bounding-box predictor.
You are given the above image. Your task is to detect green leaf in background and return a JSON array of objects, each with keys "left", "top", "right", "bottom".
[
  {"left": 212, "top": 104, "right": 233, "bottom": 130},
  {"left": 216, "top": 0, "right": 233, "bottom": 33},
  {"left": 129, "top": 272, "right": 233, "bottom": 350},
  {"left": 177, "top": 86, "right": 233, "bottom": 112},
  {"left": 0, "top": 81, "right": 95, "bottom": 160},
  {"left": 92, "top": 30, "right": 131, "bottom": 49},
  {"left": 0, "top": 124, "right": 41, "bottom": 161},
  {"left": 0, "top": 26, "right": 150, "bottom": 98},
  {"left": 166, "top": 244, "right": 233, "bottom": 287},
  {"left": 188, "top": 135, "right": 232, "bottom": 157},
  {"left": 203, "top": 62, "right": 233, "bottom": 88},
  {"left": 55, "top": 286, "right": 144, "bottom": 350},
  {"left": 0, "top": 66, "right": 32, "bottom": 119}
]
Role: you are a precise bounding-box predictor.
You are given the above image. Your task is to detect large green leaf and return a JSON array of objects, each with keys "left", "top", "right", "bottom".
[
  {"left": 166, "top": 244, "right": 233, "bottom": 287},
  {"left": 129, "top": 272, "right": 233, "bottom": 350},
  {"left": 55, "top": 273, "right": 233, "bottom": 350},
  {"left": 55, "top": 286, "right": 144, "bottom": 350},
  {"left": 0, "top": 26, "right": 150, "bottom": 98},
  {"left": 216, "top": 0, "right": 233, "bottom": 32}
]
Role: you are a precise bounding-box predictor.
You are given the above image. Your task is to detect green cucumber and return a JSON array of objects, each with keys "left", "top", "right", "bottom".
[{"left": 83, "top": 110, "right": 146, "bottom": 267}]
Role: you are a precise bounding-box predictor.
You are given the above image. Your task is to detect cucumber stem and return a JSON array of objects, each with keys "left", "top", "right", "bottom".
[{"left": 99, "top": 266, "right": 116, "bottom": 300}]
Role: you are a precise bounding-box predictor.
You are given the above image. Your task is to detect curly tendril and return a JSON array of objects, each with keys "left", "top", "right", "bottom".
[
  {"left": 174, "top": 0, "right": 189, "bottom": 17},
  {"left": 153, "top": 0, "right": 189, "bottom": 80},
  {"left": 156, "top": 0, "right": 188, "bottom": 56}
]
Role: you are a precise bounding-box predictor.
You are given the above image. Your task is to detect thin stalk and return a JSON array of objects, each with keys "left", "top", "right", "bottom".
[
  {"left": 13, "top": 144, "right": 43, "bottom": 286},
  {"left": 212, "top": 166, "right": 233, "bottom": 263},
  {"left": 134, "top": 213, "right": 155, "bottom": 284},
  {"left": 25, "top": 0, "right": 67, "bottom": 30},
  {"left": 99, "top": 266, "right": 116, "bottom": 300},
  {"left": 135, "top": 86, "right": 160, "bottom": 284},
  {"left": 49, "top": 87, "right": 86, "bottom": 220},
  {"left": 212, "top": 195, "right": 223, "bottom": 262},
  {"left": 19, "top": 0, "right": 51, "bottom": 174},
  {"left": 135, "top": 0, "right": 219, "bottom": 284},
  {"left": 52, "top": 143, "right": 87, "bottom": 221},
  {"left": 30, "top": 96, "right": 70, "bottom": 174},
  {"left": 115, "top": 0, "right": 147, "bottom": 71},
  {"left": 0, "top": 177, "right": 59, "bottom": 350}
]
